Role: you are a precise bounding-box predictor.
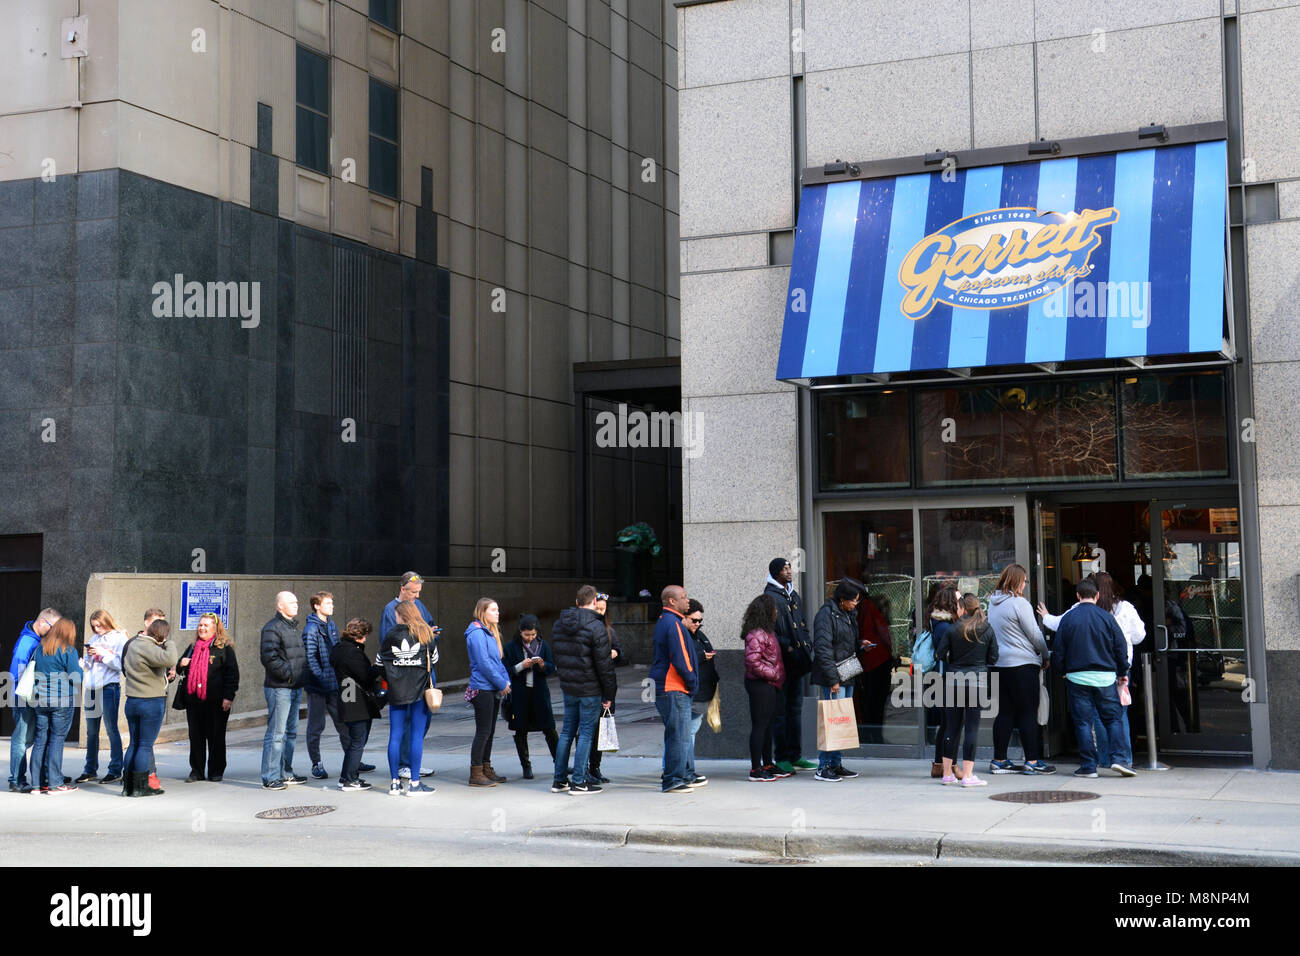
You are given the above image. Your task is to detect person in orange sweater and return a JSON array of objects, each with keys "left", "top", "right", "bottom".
[{"left": 649, "top": 585, "right": 698, "bottom": 794}]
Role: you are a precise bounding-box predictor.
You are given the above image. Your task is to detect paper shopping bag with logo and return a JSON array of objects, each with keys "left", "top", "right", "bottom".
[{"left": 816, "top": 697, "right": 859, "bottom": 752}]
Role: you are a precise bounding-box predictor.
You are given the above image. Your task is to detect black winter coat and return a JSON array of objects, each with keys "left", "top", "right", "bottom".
[
  {"left": 692, "top": 627, "right": 718, "bottom": 703},
  {"left": 260, "top": 613, "right": 306, "bottom": 689},
  {"left": 176, "top": 641, "right": 240, "bottom": 706},
  {"left": 765, "top": 582, "right": 813, "bottom": 672},
  {"left": 330, "top": 639, "right": 382, "bottom": 722},
  {"left": 502, "top": 633, "right": 557, "bottom": 732},
  {"left": 551, "top": 607, "right": 617, "bottom": 701},
  {"left": 812, "top": 600, "right": 859, "bottom": 687}
]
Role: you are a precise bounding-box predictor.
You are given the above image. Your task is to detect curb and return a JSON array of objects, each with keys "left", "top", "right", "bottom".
[{"left": 526, "top": 824, "right": 1300, "bottom": 866}]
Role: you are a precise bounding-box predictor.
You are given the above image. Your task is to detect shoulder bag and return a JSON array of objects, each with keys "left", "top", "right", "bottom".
[{"left": 423, "top": 644, "right": 443, "bottom": 713}]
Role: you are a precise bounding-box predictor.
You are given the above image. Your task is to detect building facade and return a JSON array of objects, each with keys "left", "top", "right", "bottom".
[
  {"left": 678, "top": 0, "right": 1299, "bottom": 768},
  {"left": 0, "top": 0, "right": 682, "bottom": 649}
]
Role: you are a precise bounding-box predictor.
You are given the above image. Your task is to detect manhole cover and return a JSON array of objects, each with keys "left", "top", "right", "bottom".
[
  {"left": 990, "top": 790, "right": 1100, "bottom": 804},
  {"left": 736, "top": 857, "right": 817, "bottom": 865},
  {"left": 255, "top": 805, "right": 338, "bottom": 819}
]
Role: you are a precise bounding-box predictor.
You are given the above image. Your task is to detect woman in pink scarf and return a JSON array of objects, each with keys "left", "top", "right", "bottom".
[{"left": 175, "top": 613, "right": 240, "bottom": 782}]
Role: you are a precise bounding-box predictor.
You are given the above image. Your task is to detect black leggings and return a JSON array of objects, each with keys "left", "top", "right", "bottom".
[
  {"left": 471, "top": 692, "right": 499, "bottom": 765},
  {"left": 991, "top": 664, "right": 1042, "bottom": 762},
  {"left": 943, "top": 703, "right": 981, "bottom": 762},
  {"left": 745, "top": 678, "right": 778, "bottom": 769}
]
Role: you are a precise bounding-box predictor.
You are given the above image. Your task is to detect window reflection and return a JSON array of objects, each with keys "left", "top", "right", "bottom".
[
  {"left": 1121, "top": 373, "right": 1228, "bottom": 479},
  {"left": 916, "top": 379, "right": 1117, "bottom": 486},
  {"left": 818, "top": 391, "right": 910, "bottom": 490}
]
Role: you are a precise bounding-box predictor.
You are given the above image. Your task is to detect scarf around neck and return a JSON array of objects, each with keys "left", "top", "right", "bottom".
[{"left": 187, "top": 637, "right": 214, "bottom": 701}]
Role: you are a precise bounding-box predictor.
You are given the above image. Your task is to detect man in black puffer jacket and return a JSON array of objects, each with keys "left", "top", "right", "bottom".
[
  {"left": 811, "top": 578, "right": 863, "bottom": 782},
  {"left": 549, "top": 585, "right": 616, "bottom": 795},
  {"left": 260, "top": 592, "right": 307, "bottom": 790}
]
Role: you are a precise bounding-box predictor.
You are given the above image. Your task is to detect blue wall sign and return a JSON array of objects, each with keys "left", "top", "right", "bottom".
[{"left": 181, "top": 580, "right": 230, "bottom": 630}]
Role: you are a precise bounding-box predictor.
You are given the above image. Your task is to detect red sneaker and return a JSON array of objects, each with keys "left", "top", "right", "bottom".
[{"left": 147, "top": 773, "right": 163, "bottom": 791}]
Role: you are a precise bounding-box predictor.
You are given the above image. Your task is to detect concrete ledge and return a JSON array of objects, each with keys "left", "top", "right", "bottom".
[
  {"left": 787, "top": 828, "right": 943, "bottom": 859},
  {"left": 625, "top": 825, "right": 786, "bottom": 854},
  {"left": 939, "top": 833, "right": 1300, "bottom": 867},
  {"left": 526, "top": 825, "right": 631, "bottom": 846},
  {"left": 522, "top": 824, "right": 1300, "bottom": 866}
]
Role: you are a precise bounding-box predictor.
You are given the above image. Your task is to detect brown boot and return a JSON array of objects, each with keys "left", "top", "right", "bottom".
[
  {"left": 469, "top": 765, "right": 497, "bottom": 788},
  {"left": 953, "top": 763, "right": 965, "bottom": 780},
  {"left": 482, "top": 761, "right": 507, "bottom": 783},
  {"left": 930, "top": 762, "right": 943, "bottom": 778}
]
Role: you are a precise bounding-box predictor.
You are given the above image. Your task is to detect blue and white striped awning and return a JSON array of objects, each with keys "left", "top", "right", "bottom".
[{"left": 777, "top": 140, "right": 1228, "bottom": 379}]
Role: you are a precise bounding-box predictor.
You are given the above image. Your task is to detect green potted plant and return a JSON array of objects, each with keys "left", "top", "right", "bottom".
[{"left": 614, "top": 522, "right": 662, "bottom": 598}]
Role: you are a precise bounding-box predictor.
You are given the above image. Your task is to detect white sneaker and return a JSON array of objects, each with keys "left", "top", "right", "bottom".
[
  {"left": 960, "top": 775, "right": 988, "bottom": 788},
  {"left": 398, "top": 766, "right": 411, "bottom": 779},
  {"left": 420, "top": 766, "right": 435, "bottom": 777},
  {"left": 1110, "top": 763, "right": 1138, "bottom": 777},
  {"left": 388, "top": 780, "right": 403, "bottom": 796}
]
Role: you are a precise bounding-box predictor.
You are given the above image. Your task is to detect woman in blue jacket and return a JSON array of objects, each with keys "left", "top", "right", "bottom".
[
  {"left": 466, "top": 598, "right": 511, "bottom": 788},
  {"left": 30, "top": 618, "right": 82, "bottom": 793}
]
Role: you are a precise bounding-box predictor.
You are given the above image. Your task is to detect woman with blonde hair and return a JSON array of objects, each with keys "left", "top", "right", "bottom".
[
  {"left": 378, "top": 600, "right": 439, "bottom": 796},
  {"left": 175, "top": 612, "right": 240, "bottom": 782},
  {"left": 466, "top": 597, "right": 512, "bottom": 787},
  {"left": 77, "top": 609, "right": 130, "bottom": 784},
  {"left": 30, "top": 618, "right": 82, "bottom": 793}
]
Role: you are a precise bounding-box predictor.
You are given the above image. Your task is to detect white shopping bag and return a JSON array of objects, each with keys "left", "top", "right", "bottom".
[{"left": 597, "top": 705, "right": 619, "bottom": 753}]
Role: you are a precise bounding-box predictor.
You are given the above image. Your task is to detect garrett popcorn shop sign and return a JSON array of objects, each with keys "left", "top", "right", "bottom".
[
  {"left": 898, "top": 206, "right": 1119, "bottom": 318},
  {"left": 776, "top": 139, "right": 1227, "bottom": 379}
]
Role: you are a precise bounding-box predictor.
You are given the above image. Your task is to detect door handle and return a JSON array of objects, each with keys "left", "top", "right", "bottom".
[{"left": 1155, "top": 624, "right": 1169, "bottom": 652}]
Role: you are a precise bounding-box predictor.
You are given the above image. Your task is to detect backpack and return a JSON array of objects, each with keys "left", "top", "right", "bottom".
[{"left": 911, "top": 629, "right": 937, "bottom": 674}]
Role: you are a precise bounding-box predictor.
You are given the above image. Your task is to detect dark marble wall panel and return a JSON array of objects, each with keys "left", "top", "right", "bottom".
[{"left": 0, "top": 169, "right": 450, "bottom": 627}]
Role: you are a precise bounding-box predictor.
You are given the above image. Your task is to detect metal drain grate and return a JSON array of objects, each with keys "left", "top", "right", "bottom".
[
  {"left": 255, "top": 805, "right": 338, "bottom": 819},
  {"left": 736, "top": 857, "right": 817, "bottom": 865},
  {"left": 990, "top": 790, "right": 1100, "bottom": 804}
]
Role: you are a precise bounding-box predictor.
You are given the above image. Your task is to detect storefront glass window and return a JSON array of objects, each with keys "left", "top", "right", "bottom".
[
  {"left": 1120, "top": 372, "right": 1229, "bottom": 479},
  {"left": 822, "top": 509, "right": 918, "bottom": 744},
  {"left": 818, "top": 391, "right": 910, "bottom": 490},
  {"left": 915, "top": 378, "right": 1118, "bottom": 486}
]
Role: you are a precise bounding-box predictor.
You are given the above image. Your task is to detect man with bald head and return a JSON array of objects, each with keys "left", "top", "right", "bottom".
[
  {"left": 650, "top": 585, "right": 699, "bottom": 794},
  {"left": 260, "top": 591, "right": 308, "bottom": 790}
]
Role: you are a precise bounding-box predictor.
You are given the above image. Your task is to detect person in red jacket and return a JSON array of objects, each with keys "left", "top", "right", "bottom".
[
  {"left": 855, "top": 593, "right": 893, "bottom": 743},
  {"left": 742, "top": 594, "right": 786, "bottom": 782}
]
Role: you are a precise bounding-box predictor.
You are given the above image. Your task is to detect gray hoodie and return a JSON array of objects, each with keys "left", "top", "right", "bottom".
[{"left": 987, "top": 591, "right": 1048, "bottom": 669}]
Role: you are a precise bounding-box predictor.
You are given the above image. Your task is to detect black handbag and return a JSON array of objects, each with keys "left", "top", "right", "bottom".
[{"left": 170, "top": 644, "right": 190, "bottom": 710}]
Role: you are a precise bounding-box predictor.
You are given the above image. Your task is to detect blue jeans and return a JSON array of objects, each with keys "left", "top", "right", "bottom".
[
  {"left": 553, "top": 694, "right": 601, "bottom": 787},
  {"left": 656, "top": 691, "right": 693, "bottom": 791},
  {"left": 387, "top": 701, "right": 431, "bottom": 781},
  {"left": 673, "top": 705, "right": 705, "bottom": 781},
  {"left": 1092, "top": 702, "right": 1133, "bottom": 767},
  {"left": 124, "top": 696, "right": 165, "bottom": 774},
  {"left": 83, "top": 683, "right": 123, "bottom": 777},
  {"left": 261, "top": 687, "right": 302, "bottom": 785},
  {"left": 31, "top": 705, "right": 74, "bottom": 788},
  {"left": 817, "top": 685, "right": 852, "bottom": 771},
  {"left": 1066, "top": 681, "right": 1125, "bottom": 772},
  {"left": 8, "top": 701, "right": 35, "bottom": 786}
]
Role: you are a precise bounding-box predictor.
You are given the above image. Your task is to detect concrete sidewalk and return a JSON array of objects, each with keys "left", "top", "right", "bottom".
[{"left": 6, "top": 665, "right": 1299, "bottom": 866}]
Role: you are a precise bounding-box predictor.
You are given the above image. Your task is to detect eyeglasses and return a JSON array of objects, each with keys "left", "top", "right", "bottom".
[{"left": 688, "top": 617, "right": 703, "bottom": 624}]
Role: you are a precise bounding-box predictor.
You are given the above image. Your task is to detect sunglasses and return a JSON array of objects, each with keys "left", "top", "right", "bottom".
[
  {"left": 596, "top": 592, "right": 610, "bottom": 601},
  {"left": 688, "top": 616, "right": 703, "bottom": 624}
]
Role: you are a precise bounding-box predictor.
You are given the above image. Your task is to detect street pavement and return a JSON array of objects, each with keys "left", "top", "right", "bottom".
[{"left": 5, "top": 664, "right": 1299, "bottom": 866}]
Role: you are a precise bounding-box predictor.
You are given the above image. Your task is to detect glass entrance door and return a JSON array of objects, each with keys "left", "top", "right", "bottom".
[{"left": 1150, "top": 500, "right": 1251, "bottom": 754}]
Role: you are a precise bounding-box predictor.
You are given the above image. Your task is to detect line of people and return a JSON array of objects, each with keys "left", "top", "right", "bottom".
[{"left": 7, "top": 563, "right": 1140, "bottom": 797}]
